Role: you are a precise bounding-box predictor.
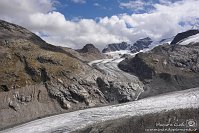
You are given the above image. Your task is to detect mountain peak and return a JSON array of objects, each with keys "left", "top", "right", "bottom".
[
  {"left": 102, "top": 42, "right": 130, "bottom": 53},
  {"left": 78, "top": 44, "right": 101, "bottom": 54}
]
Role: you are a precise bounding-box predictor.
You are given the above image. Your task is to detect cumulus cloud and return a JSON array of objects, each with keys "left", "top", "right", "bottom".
[
  {"left": 120, "top": 0, "right": 199, "bottom": 40},
  {"left": 0, "top": 0, "right": 199, "bottom": 50}
]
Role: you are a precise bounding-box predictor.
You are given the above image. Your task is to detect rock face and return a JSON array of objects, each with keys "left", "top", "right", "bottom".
[
  {"left": 102, "top": 37, "right": 153, "bottom": 54},
  {"left": 0, "top": 20, "right": 143, "bottom": 130},
  {"left": 119, "top": 43, "right": 199, "bottom": 98},
  {"left": 102, "top": 42, "right": 130, "bottom": 53},
  {"left": 96, "top": 77, "right": 143, "bottom": 103},
  {"left": 130, "top": 37, "right": 153, "bottom": 53},
  {"left": 170, "top": 29, "right": 199, "bottom": 44}
]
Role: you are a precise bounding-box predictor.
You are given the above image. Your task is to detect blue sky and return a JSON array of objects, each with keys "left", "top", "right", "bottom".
[
  {"left": 57, "top": 0, "right": 132, "bottom": 20},
  {"left": 57, "top": 0, "right": 181, "bottom": 19},
  {"left": 0, "top": 0, "right": 198, "bottom": 49},
  {"left": 58, "top": 0, "right": 153, "bottom": 19}
]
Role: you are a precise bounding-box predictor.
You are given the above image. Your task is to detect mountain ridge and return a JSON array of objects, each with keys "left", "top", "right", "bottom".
[
  {"left": 1, "top": 20, "right": 199, "bottom": 131},
  {"left": 171, "top": 29, "right": 199, "bottom": 44},
  {"left": 102, "top": 37, "right": 153, "bottom": 54},
  {"left": 0, "top": 20, "right": 144, "bottom": 130}
]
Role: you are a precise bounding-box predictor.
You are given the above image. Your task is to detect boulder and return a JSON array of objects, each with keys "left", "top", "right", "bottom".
[{"left": 9, "top": 100, "right": 20, "bottom": 111}]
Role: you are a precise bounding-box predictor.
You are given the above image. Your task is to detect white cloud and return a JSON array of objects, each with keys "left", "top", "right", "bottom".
[
  {"left": 93, "top": 2, "right": 109, "bottom": 10},
  {"left": 71, "top": 0, "right": 86, "bottom": 4},
  {"left": 93, "top": 3, "right": 100, "bottom": 7},
  {"left": 120, "top": 0, "right": 199, "bottom": 40},
  {"left": 0, "top": 0, "right": 55, "bottom": 15},
  {"left": 159, "top": 0, "right": 172, "bottom": 5},
  {"left": 0, "top": 0, "right": 199, "bottom": 50},
  {"left": 119, "top": 0, "right": 182, "bottom": 12},
  {"left": 119, "top": 0, "right": 147, "bottom": 12}
]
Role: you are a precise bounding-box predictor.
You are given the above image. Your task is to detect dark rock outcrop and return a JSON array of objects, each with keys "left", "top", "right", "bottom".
[
  {"left": 171, "top": 30, "right": 199, "bottom": 44},
  {"left": 96, "top": 77, "right": 141, "bottom": 103},
  {"left": 119, "top": 43, "right": 199, "bottom": 98}
]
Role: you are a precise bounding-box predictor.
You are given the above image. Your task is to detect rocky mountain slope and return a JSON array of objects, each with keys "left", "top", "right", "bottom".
[
  {"left": 0, "top": 19, "right": 102, "bottom": 129},
  {"left": 119, "top": 30, "right": 199, "bottom": 98},
  {"left": 0, "top": 20, "right": 144, "bottom": 130}
]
